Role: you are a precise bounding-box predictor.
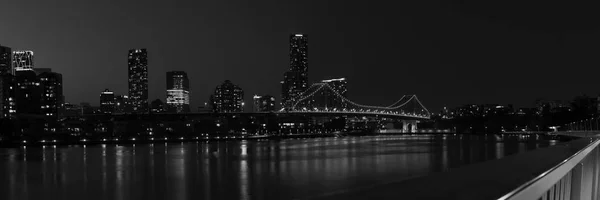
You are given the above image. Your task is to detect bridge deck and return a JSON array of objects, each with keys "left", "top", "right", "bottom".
[{"left": 317, "top": 137, "right": 592, "bottom": 200}]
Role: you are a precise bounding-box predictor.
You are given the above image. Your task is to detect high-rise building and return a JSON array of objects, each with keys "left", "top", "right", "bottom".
[
  {"left": 210, "top": 80, "right": 244, "bottom": 113},
  {"left": 12, "top": 51, "right": 34, "bottom": 73},
  {"left": 39, "top": 72, "right": 63, "bottom": 117},
  {"left": 281, "top": 34, "right": 308, "bottom": 110},
  {"left": 15, "top": 70, "right": 41, "bottom": 115},
  {"left": 322, "top": 78, "right": 347, "bottom": 96},
  {"left": 100, "top": 89, "right": 115, "bottom": 114},
  {"left": 115, "top": 95, "right": 131, "bottom": 114},
  {"left": 253, "top": 95, "right": 276, "bottom": 112},
  {"left": 321, "top": 78, "right": 348, "bottom": 109},
  {"left": 128, "top": 48, "right": 148, "bottom": 113},
  {"left": 166, "top": 71, "right": 190, "bottom": 113},
  {"left": 302, "top": 78, "right": 348, "bottom": 110},
  {"left": 0, "top": 45, "right": 11, "bottom": 76},
  {"left": 0, "top": 75, "right": 16, "bottom": 118}
]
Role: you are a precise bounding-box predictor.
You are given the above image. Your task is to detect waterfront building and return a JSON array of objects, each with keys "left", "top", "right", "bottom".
[
  {"left": 281, "top": 34, "right": 308, "bottom": 109},
  {"left": 165, "top": 71, "right": 190, "bottom": 113},
  {"left": 39, "top": 72, "right": 63, "bottom": 117},
  {"left": 100, "top": 89, "right": 115, "bottom": 114},
  {"left": 12, "top": 50, "right": 34, "bottom": 73},
  {"left": 128, "top": 48, "right": 148, "bottom": 113},
  {"left": 210, "top": 80, "right": 244, "bottom": 113}
]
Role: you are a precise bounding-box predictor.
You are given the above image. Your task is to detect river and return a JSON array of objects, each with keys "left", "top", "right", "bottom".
[{"left": 0, "top": 134, "right": 559, "bottom": 200}]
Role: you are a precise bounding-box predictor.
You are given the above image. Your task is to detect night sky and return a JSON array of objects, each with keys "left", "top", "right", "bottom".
[{"left": 2, "top": 0, "right": 600, "bottom": 112}]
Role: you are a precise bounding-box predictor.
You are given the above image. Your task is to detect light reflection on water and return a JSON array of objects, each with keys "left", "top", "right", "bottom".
[{"left": 0, "top": 134, "right": 554, "bottom": 200}]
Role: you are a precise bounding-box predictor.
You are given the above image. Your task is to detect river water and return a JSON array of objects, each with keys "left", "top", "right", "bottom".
[{"left": 0, "top": 134, "right": 557, "bottom": 200}]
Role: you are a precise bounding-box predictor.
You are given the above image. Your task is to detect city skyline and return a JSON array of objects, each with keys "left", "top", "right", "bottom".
[{"left": 2, "top": 0, "right": 600, "bottom": 112}]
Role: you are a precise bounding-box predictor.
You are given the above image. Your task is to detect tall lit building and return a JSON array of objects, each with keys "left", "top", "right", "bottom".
[
  {"left": 166, "top": 71, "right": 190, "bottom": 113},
  {"left": 100, "top": 89, "right": 115, "bottom": 114},
  {"left": 12, "top": 51, "right": 34, "bottom": 73},
  {"left": 39, "top": 72, "right": 63, "bottom": 117},
  {"left": 128, "top": 48, "right": 148, "bottom": 113},
  {"left": 0, "top": 75, "right": 16, "bottom": 118},
  {"left": 15, "top": 70, "right": 41, "bottom": 115},
  {"left": 319, "top": 78, "right": 348, "bottom": 109},
  {"left": 281, "top": 33, "right": 308, "bottom": 110},
  {"left": 253, "top": 95, "right": 276, "bottom": 112},
  {"left": 0, "top": 45, "right": 11, "bottom": 76},
  {"left": 210, "top": 80, "right": 244, "bottom": 113},
  {"left": 115, "top": 95, "right": 131, "bottom": 114}
]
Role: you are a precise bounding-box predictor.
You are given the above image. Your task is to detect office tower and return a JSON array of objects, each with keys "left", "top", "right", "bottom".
[
  {"left": 253, "top": 95, "right": 276, "bottom": 112},
  {"left": 14, "top": 70, "right": 41, "bottom": 115},
  {"left": 0, "top": 75, "right": 16, "bottom": 118},
  {"left": 0, "top": 45, "right": 11, "bottom": 76},
  {"left": 165, "top": 71, "right": 190, "bottom": 113},
  {"left": 150, "top": 99, "right": 165, "bottom": 113},
  {"left": 100, "top": 89, "right": 115, "bottom": 114},
  {"left": 115, "top": 95, "right": 131, "bottom": 114},
  {"left": 281, "top": 34, "right": 308, "bottom": 109},
  {"left": 210, "top": 80, "right": 244, "bottom": 113},
  {"left": 12, "top": 51, "right": 34, "bottom": 73},
  {"left": 318, "top": 78, "right": 348, "bottom": 109},
  {"left": 128, "top": 48, "right": 148, "bottom": 113},
  {"left": 39, "top": 72, "right": 63, "bottom": 117}
]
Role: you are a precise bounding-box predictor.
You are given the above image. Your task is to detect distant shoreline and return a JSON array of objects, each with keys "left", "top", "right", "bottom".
[{"left": 0, "top": 132, "right": 567, "bottom": 148}]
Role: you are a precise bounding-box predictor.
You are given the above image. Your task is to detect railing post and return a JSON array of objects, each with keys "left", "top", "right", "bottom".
[
  {"left": 572, "top": 153, "right": 597, "bottom": 200},
  {"left": 571, "top": 163, "right": 585, "bottom": 200}
]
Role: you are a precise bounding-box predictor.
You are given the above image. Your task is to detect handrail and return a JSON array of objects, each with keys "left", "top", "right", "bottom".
[{"left": 499, "top": 136, "right": 600, "bottom": 200}]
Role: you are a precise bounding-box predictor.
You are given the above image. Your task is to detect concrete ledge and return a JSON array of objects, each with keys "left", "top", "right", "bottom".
[{"left": 317, "top": 138, "right": 593, "bottom": 200}]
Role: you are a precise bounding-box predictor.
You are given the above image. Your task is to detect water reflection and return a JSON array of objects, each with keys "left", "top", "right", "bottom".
[{"left": 0, "top": 134, "right": 556, "bottom": 200}]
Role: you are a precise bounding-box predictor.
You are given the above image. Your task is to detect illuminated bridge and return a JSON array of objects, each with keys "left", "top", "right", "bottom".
[{"left": 280, "top": 82, "right": 431, "bottom": 120}]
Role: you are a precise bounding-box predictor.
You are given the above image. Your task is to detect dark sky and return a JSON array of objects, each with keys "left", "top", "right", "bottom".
[{"left": 2, "top": 0, "right": 600, "bottom": 112}]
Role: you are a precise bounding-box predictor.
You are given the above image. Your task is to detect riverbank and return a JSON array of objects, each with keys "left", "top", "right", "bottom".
[{"left": 0, "top": 132, "right": 570, "bottom": 148}]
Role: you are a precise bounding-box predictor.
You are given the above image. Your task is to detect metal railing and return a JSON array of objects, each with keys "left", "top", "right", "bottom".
[
  {"left": 564, "top": 117, "right": 600, "bottom": 131},
  {"left": 498, "top": 136, "right": 600, "bottom": 200}
]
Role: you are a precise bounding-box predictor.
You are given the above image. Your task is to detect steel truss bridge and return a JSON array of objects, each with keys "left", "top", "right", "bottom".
[{"left": 279, "top": 82, "right": 431, "bottom": 120}]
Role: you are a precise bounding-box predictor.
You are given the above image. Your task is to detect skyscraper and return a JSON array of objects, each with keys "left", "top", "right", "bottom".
[
  {"left": 12, "top": 51, "right": 34, "bottom": 73},
  {"left": 319, "top": 78, "right": 348, "bottom": 109},
  {"left": 15, "top": 70, "right": 41, "bottom": 115},
  {"left": 39, "top": 72, "right": 63, "bottom": 117},
  {"left": 100, "top": 89, "right": 115, "bottom": 114},
  {"left": 0, "top": 75, "right": 16, "bottom": 118},
  {"left": 115, "top": 95, "right": 131, "bottom": 114},
  {"left": 210, "top": 80, "right": 244, "bottom": 113},
  {"left": 166, "top": 71, "right": 190, "bottom": 113},
  {"left": 0, "top": 45, "right": 11, "bottom": 76},
  {"left": 253, "top": 95, "right": 276, "bottom": 112},
  {"left": 281, "top": 34, "right": 308, "bottom": 110},
  {"left": 128, "top": 48, "right": 148, "bottom": 113}
]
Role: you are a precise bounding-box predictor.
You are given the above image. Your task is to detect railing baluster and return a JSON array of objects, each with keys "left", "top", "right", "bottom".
[
  {"left": 550, "top": 184, "right": 556, "bottom": 200},
  {"left": 571, "top": 163, "right": 584, "bottom": 200},
  {"left": 559, "top": 177, "right": 564, "bottom": 200},
  {"left": 566, "top": 170, "right": 572, "bottom": 200},
  {"left": 583, "top": 156, "right": 595, "bottom": 200},
  {"left": 592, "top": 148, "right": 599, "bottom": 200}
]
